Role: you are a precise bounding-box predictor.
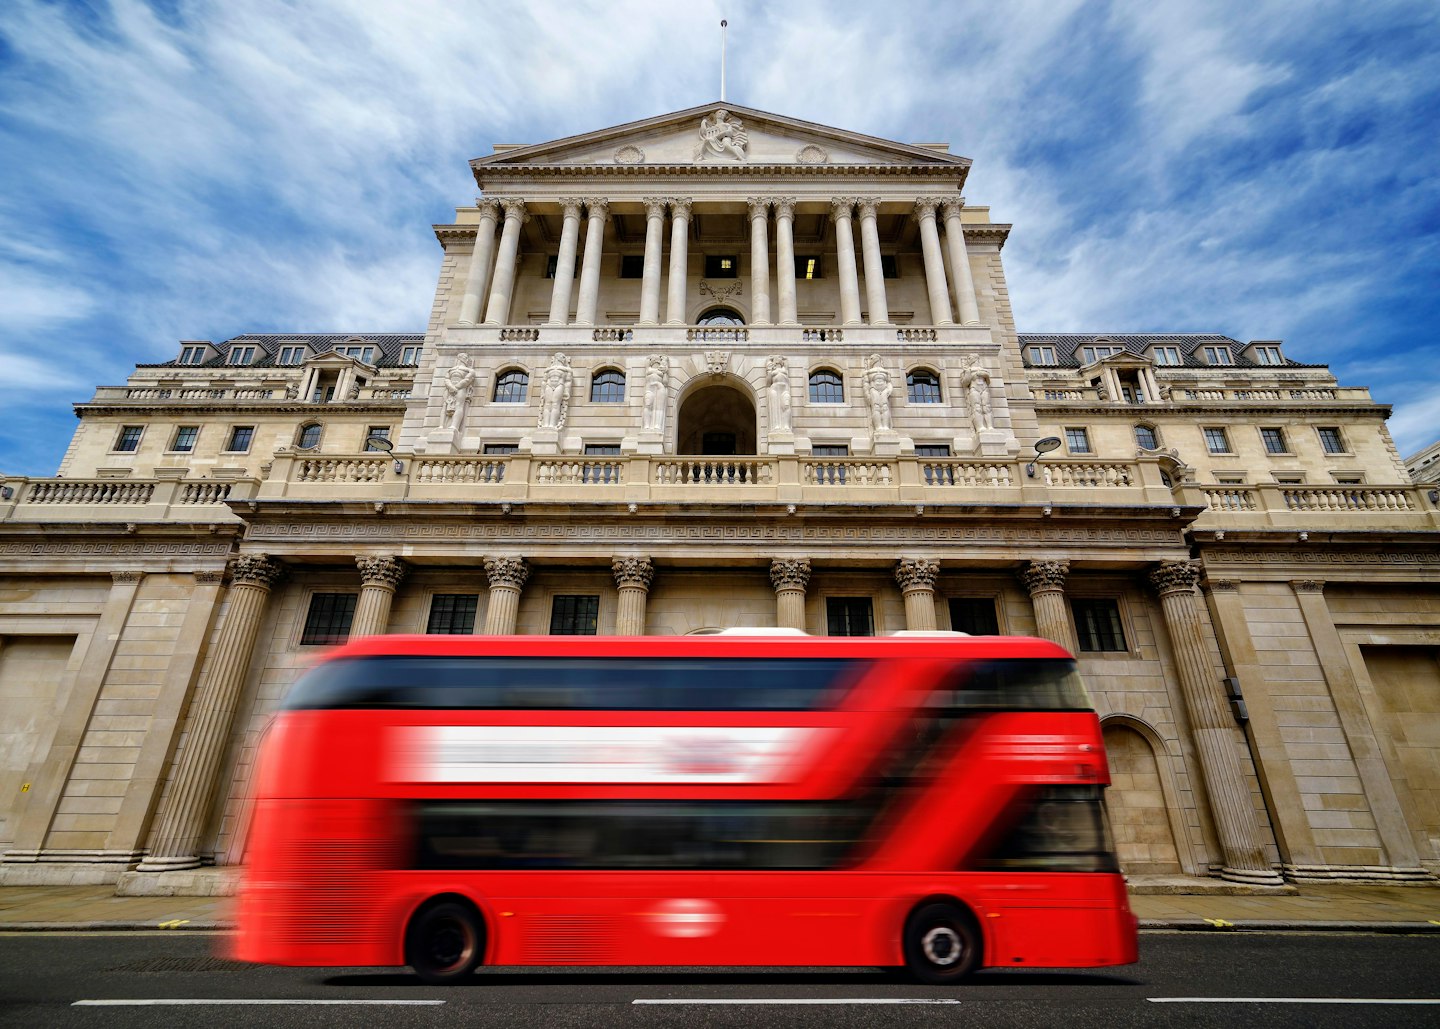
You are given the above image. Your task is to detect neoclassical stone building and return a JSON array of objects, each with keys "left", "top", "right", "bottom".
[{"left": 2, "top": 103, "right": 1437, "bottom": 892}]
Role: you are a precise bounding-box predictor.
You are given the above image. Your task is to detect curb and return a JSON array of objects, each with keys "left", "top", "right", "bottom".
[
  {"left": 1139, "top": 919, "right": 1440, "bottom": 934},
  {"left": 1, "top": 921, "right": 231, "bottom": 932}
]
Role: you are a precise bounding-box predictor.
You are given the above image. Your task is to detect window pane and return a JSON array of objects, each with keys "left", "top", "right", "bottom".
[
  {"left": 948, "top": 598, "right": 999, "bottom": 635},
  {"left": 915, "top": 444, "right": 951, "bottom": 457},
  {"left": 1134, "top": 425, "right": 1158, "bottom": 449},
  {"left": 1204, "top": 428, "right": 1229, "bottom": 453},
  {"left": 1318, "top": 428, "right": 1345, "bottom": 453},
  {"left": 298, "top": 424, "right": 322, "bottom": 449},
  {"left": 705, "top": 254, "right": 738, "bottom": 278},
  {"left": 808, "top": 370, "right": 844, "bottom": 403},
  {"left": 427, "top": 594, "right": 478, "bottom": 635},
  {"left": 590, "top": 370, "right": 625, "bottom": 403},
  {"left": 494, "top": 370, "right": 528, "bottom": 402},
  {"left": 173, "top": 426, "right": 199, "bottom": 452},
  {"left": 550, "top": 595, "right": 599, "bottom": 635},
  {"left": 483, "top": 443, "right": 518, "bottom": 454},
  {"left": 826, "top": 597, "right": 874, "bottom": 636},
  {"left": 301, "top": 593, "right": 357, "bottom": 646},
  {"left": 226, "top": 426, "right": 254, "bottom": 452},
  {"left": 115, "top": 426, "right": 143, "bottom": 452},
  {"left": 1072, "top": 599, "right": 1126, "bottom": 652},
  {"left": 1261, "top": 427, "right": 1286, "bottom": 454},
  {"left": 619, "top": 255, "right": 645, "bottom": 278},
  {"left": 1066, "top": 428, "right": 1090, "bottom": 453},
  {"left": 880, "top": 255, "right": 898, "bottom": 279},
  {"left": 906, "top": 370, "right": 941, "bottom": 403},
  {"left": 795, "top": 255, "right": 822, "bottom": 279},
  {"left": 365, "top": 427, "right": 391, "bottom": 451}
]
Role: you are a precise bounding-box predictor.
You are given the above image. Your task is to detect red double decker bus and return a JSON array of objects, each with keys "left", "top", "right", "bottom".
[{"left": 234, "top": 632, "right": 1137, "bottom": 984}]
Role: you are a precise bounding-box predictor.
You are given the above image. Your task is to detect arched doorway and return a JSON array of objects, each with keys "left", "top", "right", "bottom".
[
  {"left": 1102, "top": 722, "right": 1184, "bottom": 874},
  {"left": 677, "top": 381, "right": 757, "bottom": 456}
]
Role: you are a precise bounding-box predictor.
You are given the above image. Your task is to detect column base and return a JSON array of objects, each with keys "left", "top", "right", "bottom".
[
  {"left": 135, "top": 854, "right": 205, "bottom": 874},
  {"left": 1281, "top": 863, "right": 1437, "bottom": 885},
  {"left": 0, "top": 849, "right": 146, "bottom": 886},
  {"left": 1218, "top": 865, "right": 1287, "bottom": 887}
]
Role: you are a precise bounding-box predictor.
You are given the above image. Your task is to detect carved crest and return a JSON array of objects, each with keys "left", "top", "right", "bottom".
[
  {"left": 705, "top": 350, "right": 729, "bottom": 376},
  {"left": 795, "top": 144, "right": 829, "bottom": 165},
  {"left": 699, "top": 280, "right": 743, "bottom": 303},
  {"left": 613, "top": 144, "right": 645, "bottom": 165}
]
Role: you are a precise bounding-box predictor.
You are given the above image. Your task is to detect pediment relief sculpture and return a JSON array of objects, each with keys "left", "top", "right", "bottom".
[{"left": 695, "top": 108, "right": 749, "bottom": 162}]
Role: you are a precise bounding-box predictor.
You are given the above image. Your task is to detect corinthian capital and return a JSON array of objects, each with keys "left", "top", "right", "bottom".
[
  {"left": 474, "top": 197, "right": 501, "bottom": 218},
  {"left": 559, "top": 197, "right": 584, "bottom": 220},
  {"left": 357, "top": 554, "right": 407, "bottom": 590},
  {"left": 584, "top": 198, "right": 609, "bottom": 221},
  {"left": 669, "top": 197, "right": 693, "bottom": 219},
  {"left": 829, "top": 196, "right": 856, "bottom": 222},
  {"left": 1020, "top": 559, "right": 1069, "bottom": 596},
  {"left": 230, "top": 554, "right": 283, "bottom": 590},
  {"left": 855, "top": 197, "right": 881, "bottom": 220},
  {"left": 499, "top": 198, "right": 527, "bottom": 221},
  {"left": 941, "top": 197, "right": 966, "bottom": 218},
  {"left": 773, "top": 197, "right": 797, "bottom": 220},
  {"left": 769, "top": 557, "right": 812, "bottom": 592},
  {"left": 643, "top": 196, "right": 668, "bottom": 219},
  {"left": 1149, "top": 561, "right": 1199, "bottom": 596},
  {"left": 612, "top": 556, "right": 656, "bottom": 591},
  {"left": 747, "top": 197, "right": 771, "bottom": 220},
  {"left": 484, "top": 555, "right": 530, "bottom": 591},
  {"left": 894, "top": 557, "right": 940, "bottom": 592},
  {"left": 913, "top": 197, "right": 943, "bottom": 219}
]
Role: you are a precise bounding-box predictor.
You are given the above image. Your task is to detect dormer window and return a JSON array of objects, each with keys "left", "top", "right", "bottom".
[
  {"left": 400, "top": 346, "right": 422, "bottom": 365},
  {"left": 335, "top": 344, "right": 376, "bottom": 363},
  {"left": 1203, "top": 345, "right": 1233, "bottom": 365},
  {"left": 179, "top": 345, "right": 208, "bottom": 365},
  {"left": 1028, "top": 345, "right": 1057, "bottom": 365},
  {"left": 1152, "top": 346, "right": 1182, "bottom": 365},
  {"left": 227, "top": 345, "right": 257, "bottom": 365},
  {"left": 1252, "top": 345, "right": 1283, "bottom": 365},
  {"left": 1080, "top": 344, "right": 1123, "bottom": 363},
  {"left": 277, "top": 345, "right": 307, "bottom": 366}
]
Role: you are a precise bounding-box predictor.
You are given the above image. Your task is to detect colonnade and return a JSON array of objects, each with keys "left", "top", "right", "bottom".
[{"left": 456, "top": 196, "right": 984, "bottom": 328}]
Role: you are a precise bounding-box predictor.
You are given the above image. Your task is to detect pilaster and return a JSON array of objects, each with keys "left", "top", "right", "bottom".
[{"left": 612, "top": 556, "right": 655, "bottom": 635}]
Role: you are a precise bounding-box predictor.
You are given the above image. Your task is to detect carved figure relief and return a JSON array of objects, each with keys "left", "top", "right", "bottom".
[
  {"left": 865, "top": 354, "right": 894, "bottom": 433},
  {"left": 440, "top": 352, "right": 476, "bottom": 429},
  {"left": 766, "top": 355, "right": 792, "bottom": 434},
  {"left": 960, "top": 356, "right": 994, "bottom": 433},
  {"left": 642, "top": 354, "right": 669, "bottom": 433},
  {"left": 537, "top": 352, "right": 573, "bottom": 431},
  {"left": 694, "top": 108, "right": 749, "bottom": 162}
]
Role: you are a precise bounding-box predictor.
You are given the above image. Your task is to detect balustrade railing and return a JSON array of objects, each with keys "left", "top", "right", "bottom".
[
  {"left": 26, "top": 480, "right": 156, "bottom": 505},
  {"left": 178, "top": 481, "right": 233, "bottom": 504},
  {"left": 295, "top": 456, "right": 389, "bottom": 483},
  {"left": 921, "top": 460, "right": 1014, "bottom": 487},
  {"left": 414, "top": 457, "right": 507, "bottom": 484},
  {"left": 534, "top": 459, "right": 624, "bottom": 486},
  {"left": 1203, "top": 487, "right": 1259, "bottom": 511},
  {"left": 686, "top": 328, "right": 748, "bottom": 342},
  {"left": 1282, "top": 486, "right": 1414, "bottom": 512},
  {"left": 803, "top": 459, "right": 894, "bottom": 486},
  {"left": 1043, "top": 462, "right": 1134, "bottom": 487},
  {"left": 653, "top": 459, "right": 772, "bottom": 485}
]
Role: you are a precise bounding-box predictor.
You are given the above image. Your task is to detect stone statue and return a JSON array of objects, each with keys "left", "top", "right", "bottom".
[
  {"left": 695, "top": 108, "right": 748, "bottom": 162},
  {"left": 440, "top": 352, "right": 475, "bottom": 429},
  {"left": 865, "top": 354, "right": 893, "bottom": 433},
  {"left": 642, "top": 354, "right": 668, "bottom": 433},
  {"left": 767, "top": 356, "right": 791, "bottom": 434},
  {"left": 537, "top": 352, "right": 573, "bottom": 431},
  {"left": 960, "top": 356, "right": 994, "bottom": 433}
]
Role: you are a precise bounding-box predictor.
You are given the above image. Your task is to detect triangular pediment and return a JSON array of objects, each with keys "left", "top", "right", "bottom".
[{"left": 472, "top": 102, "right": 970, "bottom": 171}]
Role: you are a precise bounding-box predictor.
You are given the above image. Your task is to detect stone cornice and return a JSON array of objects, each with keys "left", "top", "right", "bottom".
[
  {"left": 76, "top": 401, "right": 409, "bottom": 417},
  {"left": 1031, "top": 401, "right": 1390, "bottom": 417},
  {"left": 477, "top": 162, "right": 966, "bottom": 177}
]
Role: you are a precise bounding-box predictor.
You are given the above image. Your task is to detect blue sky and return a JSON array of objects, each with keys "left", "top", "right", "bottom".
[{"left": 2, "top": 0, "right": 1437, "bottom": 476}]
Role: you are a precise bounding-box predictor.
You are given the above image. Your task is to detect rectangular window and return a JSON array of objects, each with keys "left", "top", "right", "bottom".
[
  {"left": 544, "top": 255, "right": 559, "bottom": 279},
  {"left": 812, "top": 445, "right": 849, "bottom": 456},
  {"left": 1203, "top": 427, "right": 1231, "bottom": 454},
  {"left": 949, "top": 597, "right": 999, "bottom": 636},
  {"left": 1134, "top": 425, "right": 1158, "bottom": 450},
  {"left": 483, "top": 443, "right": 519, "bottom": 455},
  {"left": 1203, "top": 345, "right": 1233, "bottom": 365},
  {"left": 227, "top": 346, "right": 256, "bottom": 365},
  {"left": 400, "top": 346, "right": 422, "bottom": 365},
  {"left": 1153, "top": 346, "right": 1182, "bottom": 365},
  {"left": 1260, "top": 427, "right": 1288, "bottom": 454},
  {"left": 1333, "top": 474, "right": 1363, "bottom": 485},
  {"left": 550, "top": 595, "right": 599, "bottom": 635},
  {"left": 171, "top": 425, "right": 200, "bottom": 452},
  {"left": 365, "top": 426, "right": 391, "bottom": 451},
  {"left": 179, "top": 346, "right": 207, "bottom": 365},
  {"left": 1028, "top": 345, "right": 1056, "bottom": 365},
  {"left": 705, "top": 254, "right": 738, "bottom": 278},
  {"left": 1065, "top": 428, "right": 1091, "bottom": 454},
  {"left": 795, "top": 255, "right": 822, "bottom": 279},
  {"left": 619, "top": 254, "right": 645, "bottom": 278},
  {"left": 1072, "top": 599, "right": 1127, "bottom": 653},
  {"left": 583, "top": 444, "right": 621, "bottom": 455},
  {"left": 915, "top": 444, "right": 951, "bottom": 457},
  {"left": 336, "top": 345, "right": 376, "bottom": 363},
  {"left": 1252, "top": 345, "right": 1283, "bottom": 365},
  {"left": 826, "top": 597, "right": 875, "bottom": 637},
  {"left": 880, "top": 254, "right": 898, "bottom": 279},
  {"left": 225, "top": 425, "right": 255, "bottom": 452},
  {"left": 1317, "top": 427, "right": 1346, "bottom": 454},
  {"left": 277, "top": 346, "right": 306, "bottom": 365},
  {"left": 1274, "top": 474, "right": 1305, "bottom": 485},
  {"left": 114, "top": 425, "right": 144, "bottom": 452},
  {"left": 1080, "top": 345, "right": 1121, "bottom": 363},
  {"left": 300, "top": 593, "right": 357, "bottom": 646},
  {"left": 426, "top": 594, "right": 478, "bottom": 635}
]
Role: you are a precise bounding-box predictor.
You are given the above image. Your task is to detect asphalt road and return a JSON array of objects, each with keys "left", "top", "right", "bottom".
[{"left": 2, "top": 931, "right": 1438, "bottom": 1028}]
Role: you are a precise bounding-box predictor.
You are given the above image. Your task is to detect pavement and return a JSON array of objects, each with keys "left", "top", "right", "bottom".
[{"left": 1, "top": 878, "right": 1437, "bottom": 934}]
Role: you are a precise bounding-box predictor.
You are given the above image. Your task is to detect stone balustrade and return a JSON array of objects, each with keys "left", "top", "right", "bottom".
[
  {"left": 1181, "top": 481, "right": 1440, "bottom": 531},
  {"left": 0, "top": 476, "right": 257, "bottom": 522},
  {"left": 1033, "top": 384, "right": 1368, "bottom": 405},
  {"left": 440, "top": 322, "right": 996, "bottom": 351}
]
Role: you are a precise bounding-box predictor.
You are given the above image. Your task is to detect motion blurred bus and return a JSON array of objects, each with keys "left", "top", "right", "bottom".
[{"left": 234, "top": 632, "right": 1137, "bottom": 984}]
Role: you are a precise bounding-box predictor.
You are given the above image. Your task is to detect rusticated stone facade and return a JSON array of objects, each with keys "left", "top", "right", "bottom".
[{"left": 1, "top": 102, "right": 1437, "bottom": 892}]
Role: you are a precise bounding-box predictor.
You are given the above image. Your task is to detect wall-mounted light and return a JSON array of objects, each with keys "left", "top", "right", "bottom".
[
  {"left": 365, "top": 435, "right": 403, "bottom": 475},
  {"left": 1026, "top": 436, "right": 1063, "bottom": 478}
]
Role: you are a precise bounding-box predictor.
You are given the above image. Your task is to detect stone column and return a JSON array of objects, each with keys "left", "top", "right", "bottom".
[
  {"left": 638, "top": 198, "right": 667, "bottom": 326},
  {"left": 482, "top": 556, "right": 529, "bottom": 634},
  {"left": 830, "top": 197, "right": 862, "bottom": 326},
  {"left": 769, "top": 558, "right": 811, "bottom": 631},
  {"left": 546, "top": 198, "right": 584, "bottom": 325},
  {"left": 665, "top": 198, "right": 693, "bottom": 325},
  {"left": 612, "top": 556, "right": 655, "bottom": 635},
  {"left": 574, "top": 199, "right": 609, "bottom": 326},
  {"left": 748, "top": 198, "right": 772, "bottom": 325},
  {"left": 1020, "top": 560, "right": 1079, "bottom": 654},
  {"left": 856, "top": 198, "right": 890, "bottom": 326},
  {"left": 941, "top": 199, "right": 981, "bottom": 325},
  {"left": 1151, "top": 561, "right": 1282, "bottom": 885},
  {"left": 895, "top": 558, "right": 939, "bottom": 631},
  {"left": 136, "top": 555, "right": 283, "bottom": 872},
  {"left": 351, "top": 555, "right": 406, "bottom": 638},
  {"left": 774, "top": 198, "right": 799, "bottom": 326},
  {"left": 914, "top": 198, "right": 954, "bottom": 326},
  {"left": 483, "top": 198, "right": 526, "bottom": 325},
  {"left": 457, "top": 199, "right": 500, "bottom": 325},
  {"left": 1139, "top": 365, "right": 1161, "bottom": 404}
]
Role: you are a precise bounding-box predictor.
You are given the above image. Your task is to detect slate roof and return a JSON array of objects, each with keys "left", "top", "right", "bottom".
[
  {"left": 140, "top": 333, "right": 426, "bottom": 370},
  {"left": 1017, "top": 333, "right": 1319, "bottom": 369}
]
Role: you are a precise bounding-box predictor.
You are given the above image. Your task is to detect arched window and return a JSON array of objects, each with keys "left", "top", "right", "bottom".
[
  {"left": 296, "top": 422, "right": 323, "bottom": 449},
  {"left": 1134, "top": 424, "right": 1159, "bottom": 450},
  {"left": 696, "top": 307, "right": 745, "bottom": 326},
  {"left": 590, "top": 368, "right": 625, "bottom": 403},
  {"left": 906, "top": 369, "right": 942, "bottom": 404},
  {"left": 808, "top": 369, "right": 844, "bottom": 403},
  {"left": 493, "top": 369, "right": 529, "bottom": 403}
]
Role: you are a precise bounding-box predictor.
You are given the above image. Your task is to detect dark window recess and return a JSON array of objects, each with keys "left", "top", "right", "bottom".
[
  {"left": 808, "top": 370, "right": 844, "bottom": 403},
  {"left": 115, "top": 426, "right": 144, "bottom": 452},
  {"left": 226, "top": 426, "right": 255, "bottom": 452},
  {"left": 966, "top": 785, "right": 1120, "bottom": 873},
  {"left": 172, "top": 426, "right": 199, "bottom": 452},
  {"left": 1072, "top": 599, "right": 1126, "bottom": 652},
  {"left": 620, "top": 255, "right": 645, "bottom": 279},
  {"left": 426, "top": 594, "right": 478, "bottom": 635},
  {"left": 550, "top": 594, "right": 600, "bottom": 635},
  {"left": 414, "top": 800, "right": 871, "bottom": 871},
  {"left": 917, "top": 444, "right": 953, "bottom": 484},
  {"left": 948, "top": 598, "right": 999, "bottom": 636},
  {"left": 702, "top": 432, "right": 737, "bottom": 455},
  {"left": 881, "top": 254, "right": 899, "bottom": 278},
  {"left": 590, "top": 370, "right": 625, "bottom": 403},
  {"left": 300, "top": 593, "right": 357, "bottom": 646},
  {"left": 544, "top": 255, "right": 559, "bottom": 279},
  {"left": 705, "top": 254, "right": 738, "bottom": 278},
  {"left": 483, "top": 443, "right": 519, "bottom": 455},
  {"left": 930, "top": 658, "right": 1090, "bottom": 712},
  {"left": 282, "top": 655, "right": 865, "bottom": 711},
  {"left": 827, "top": 597, "right": 874, "bottom": 637},
  {"left": 795, "top": 255, "right": 822, "bottom": 280}
]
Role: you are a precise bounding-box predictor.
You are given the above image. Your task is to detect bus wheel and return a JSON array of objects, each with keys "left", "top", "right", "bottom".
[
  {"left": 902, "top": 902, "right": 980, "bottom": 984},
  {"left": 406, "top": 900, "right": 484, "bottom": 985}
]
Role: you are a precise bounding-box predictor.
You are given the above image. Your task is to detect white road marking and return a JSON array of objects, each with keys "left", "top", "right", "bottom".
[
  {"left": 73, "top": 999, "right": 445, "bottom": 1006},
  {"left": 633, "top": 998, "right": 961, "bottom": 1005},
  {"left": 1148, "top": 998, "right": 1440, "bottom": 1005}
]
